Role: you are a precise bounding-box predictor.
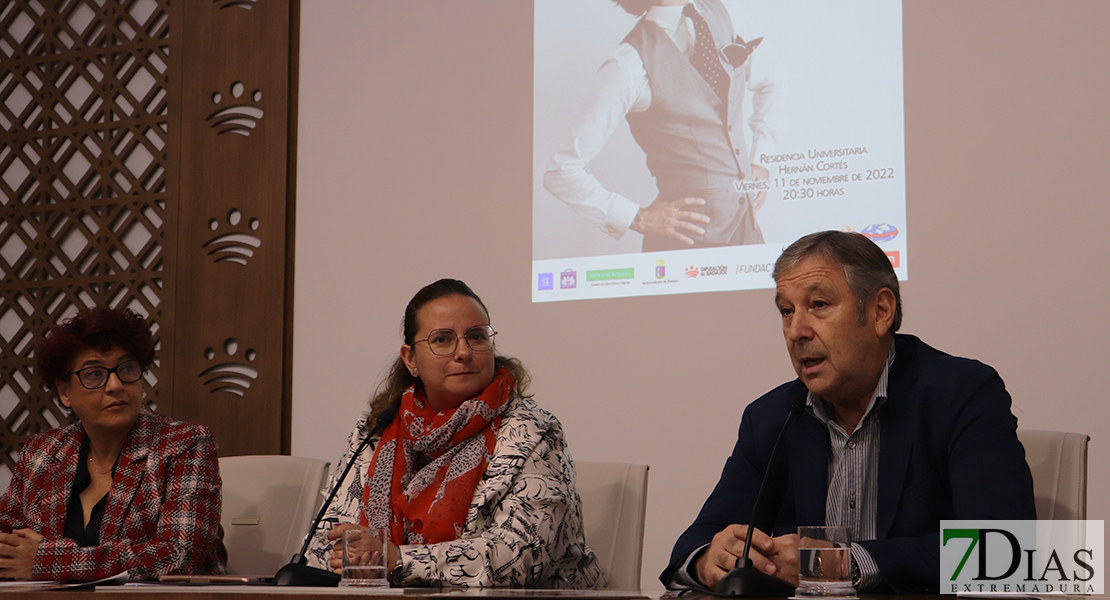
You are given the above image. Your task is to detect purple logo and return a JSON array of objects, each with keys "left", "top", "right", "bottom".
[
  {"left": 861, "top": 223, "right": 899, "bottom": 243},
  {"left": 655, "top": 260, "right": 666, "bottom": 279},
  {"left": 538, "top": 273, "right": 554, "bottom": 290},
  {"left": 560, "top": 269, "right": 577, "bottom": 289}
]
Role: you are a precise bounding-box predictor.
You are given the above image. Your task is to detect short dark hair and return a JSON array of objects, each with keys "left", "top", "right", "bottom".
[
  {"left": 36, "top": 307, "right": 155, "bottom": 395},
  {"left": 610, "top": 0, "right": 654, "bottom": 17},
  {"left": 772, "top": 231, "right": 902, "bottom": 332}
]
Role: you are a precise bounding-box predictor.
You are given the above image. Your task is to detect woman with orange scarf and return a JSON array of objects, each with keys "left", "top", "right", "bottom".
[{"left": 305, "top": 279, "right": 604, "bottom": 588}]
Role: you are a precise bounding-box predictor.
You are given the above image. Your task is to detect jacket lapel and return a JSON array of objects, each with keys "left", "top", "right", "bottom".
[
  {"left": 791, "top": 405, "right": 830, "bottom": 526},
  {"left": 38, "top": 427, "right": 81, "bottom": 537},
  {"left": 466, "top": 401, "right": 544, "bottom": 525},
  {"left": 876, "top": 336, "right": 916, "bottom": 538},
  {"left": 100, "top": 412, "right": 153, "bottom": 538}
]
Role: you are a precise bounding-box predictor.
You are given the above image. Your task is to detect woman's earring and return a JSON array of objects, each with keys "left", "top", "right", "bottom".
[{"left": 411, "top": 368, "right": 418, "bottom": 377}]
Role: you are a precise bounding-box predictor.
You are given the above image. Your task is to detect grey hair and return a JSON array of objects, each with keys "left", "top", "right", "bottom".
[{"left": 772, "top": 231, "right": 902, "bottom": 332}]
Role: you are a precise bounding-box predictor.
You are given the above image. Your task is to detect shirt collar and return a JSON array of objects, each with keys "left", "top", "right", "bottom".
[
  {"left": 807, "top": 344, "right": 896, "bottom": 433},
  {"left": 643, "top": 4, "right": 688, "bottom": 36}
]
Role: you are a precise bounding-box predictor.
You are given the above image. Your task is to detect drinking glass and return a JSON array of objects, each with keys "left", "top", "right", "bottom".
[
  {"left": 339, "top": 526, "right": 389, "bottom": 587},
  {"left": 796, "top": 526, "right": 855, "bottom": 597}
]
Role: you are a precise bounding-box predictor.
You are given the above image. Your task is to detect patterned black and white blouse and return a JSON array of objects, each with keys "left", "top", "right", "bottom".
[{"left": 305, "top": 394, "right": 606, "bottom": 588}]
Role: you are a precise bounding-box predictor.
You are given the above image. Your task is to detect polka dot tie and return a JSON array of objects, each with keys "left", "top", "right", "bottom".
[{"left": 683, "top": 3, "right": 729, "bottom": 104}]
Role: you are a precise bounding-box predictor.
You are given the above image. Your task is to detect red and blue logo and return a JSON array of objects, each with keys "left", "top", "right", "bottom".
[{"left": 861, "top": 223, "right": 899, "bottom": 243}]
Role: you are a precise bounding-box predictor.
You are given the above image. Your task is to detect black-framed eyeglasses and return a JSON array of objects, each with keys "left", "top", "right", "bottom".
[
  {"left": 413, "top": 325, "right": 497, "bottom": 356},
  {"left": 70, "top": 360, "right": 144, "bottom": 390}
]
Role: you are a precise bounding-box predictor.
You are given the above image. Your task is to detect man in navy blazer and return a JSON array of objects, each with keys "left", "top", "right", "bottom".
[{"left": 662, "top": 231, "right": 1035, "bottom": 593}]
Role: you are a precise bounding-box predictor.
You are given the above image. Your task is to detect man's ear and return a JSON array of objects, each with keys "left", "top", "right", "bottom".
[{"left": 871, "top": 288, "right": 896, "bottom": 337}]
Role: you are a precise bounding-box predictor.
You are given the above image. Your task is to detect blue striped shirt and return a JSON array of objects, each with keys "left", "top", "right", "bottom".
[{"left": 805, "top": 346, "right": 896, "bottom": 591}]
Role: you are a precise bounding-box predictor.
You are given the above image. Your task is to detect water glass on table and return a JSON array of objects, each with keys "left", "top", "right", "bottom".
[
  {"left": 340, "top": 526, "right": 390, "bottom": 588},
  {"left": 796, "top": 526, "right": 855, "bottom": 597}
]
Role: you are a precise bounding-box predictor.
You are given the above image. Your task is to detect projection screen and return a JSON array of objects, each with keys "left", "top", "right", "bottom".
[{"left": 533, "top": 0, "right": 906, "bottom": 302}]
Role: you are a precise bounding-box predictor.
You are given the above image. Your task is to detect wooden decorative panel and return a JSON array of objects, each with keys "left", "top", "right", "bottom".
[
  {"left": 0, "top": 0, "right": 297, "bottom": 485},
  {"left": 0, "top": 0, "right": 174, "bottom": 482},
  {"left": 170, "top": 0, "right": 295, "bottom": 456}
]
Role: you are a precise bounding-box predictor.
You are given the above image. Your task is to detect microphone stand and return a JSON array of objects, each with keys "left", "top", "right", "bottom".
[
  {"left": 272, "top": 409, "right": 396, "bottom": 586},
  {"left": 713, "top": 391, "right": 806, "bottom": 597}
]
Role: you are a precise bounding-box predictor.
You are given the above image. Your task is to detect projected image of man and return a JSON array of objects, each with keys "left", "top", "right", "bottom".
[
  {"left": 661, "top": 231, "right": 1036, "bottom": 593},
  {"left": 544, "top": 0, "right": 781, "bottom": 252}
]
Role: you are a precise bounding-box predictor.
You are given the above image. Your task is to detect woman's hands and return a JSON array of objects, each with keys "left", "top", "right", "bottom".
[
  {"left": 0, "top": 529, "right": 43, "bottom": 580},
  {"left": 326, "top": 523, "right": 399, "bottom": 575}
]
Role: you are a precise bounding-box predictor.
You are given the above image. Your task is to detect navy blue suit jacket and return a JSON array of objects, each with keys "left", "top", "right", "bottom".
[{"left": 662, "top": 334, "right": 1036, "bottom": 593}]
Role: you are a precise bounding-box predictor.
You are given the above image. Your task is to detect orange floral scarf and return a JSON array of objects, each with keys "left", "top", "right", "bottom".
[{"left": 361, "top": 368, "right": 514, "bottom": 545}]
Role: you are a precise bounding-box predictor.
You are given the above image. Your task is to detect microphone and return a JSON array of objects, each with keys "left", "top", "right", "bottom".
[
  {"left": 713, "top": 389, "right": 807, "bottom": 597},
  {"left": 272, "top": 408, "right": 397, "bottom": 586}
]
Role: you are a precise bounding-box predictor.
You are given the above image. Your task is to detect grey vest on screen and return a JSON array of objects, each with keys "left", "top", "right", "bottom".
[{"left": 624, "top": 0, "right": 762, "bottom": 246}]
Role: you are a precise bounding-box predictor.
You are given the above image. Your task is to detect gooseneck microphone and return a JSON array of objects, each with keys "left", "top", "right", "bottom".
[
  {"left": 713, "top": 389, "right": 807, "bottom": 597},
  {"left": 272, "top": 408, "right": 397, "bottom": 587}
]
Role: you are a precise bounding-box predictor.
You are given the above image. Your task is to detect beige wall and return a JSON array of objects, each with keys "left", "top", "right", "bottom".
[{"left": 293, "top": 1, "right": 1110, "bottom": 590}]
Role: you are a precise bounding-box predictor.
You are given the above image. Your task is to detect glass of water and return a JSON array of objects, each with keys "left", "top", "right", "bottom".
[
  {"left": 796, "top": 526, "right": 855, "bottom": 597},
  {"left": 340, "top": 526, "right": 390, "bottom": 587}
]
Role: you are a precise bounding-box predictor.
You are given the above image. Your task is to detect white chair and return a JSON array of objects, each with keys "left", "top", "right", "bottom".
[
  {"left": 575, "top": 461, "right": 649, "bottom": 590},
  {"left": 1017, "top": 430, "right": 1089, "bottom": 520},
  {"left": 219, "top": 455, "right": 331, "bottom": 575}
]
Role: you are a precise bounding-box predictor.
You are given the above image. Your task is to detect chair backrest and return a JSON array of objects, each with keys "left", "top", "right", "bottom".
[
  {"left": 575, "top": 461, "right": 649, "bottom": 590},
  {"left": 1017, "top": 429, "right": 1089, "bottom": 520},
  {"left": 218, "top": 455, "right": 331, "bottom": 575}
]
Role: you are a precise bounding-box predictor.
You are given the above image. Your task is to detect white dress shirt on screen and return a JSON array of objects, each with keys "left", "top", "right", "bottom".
[{"left": 543, "top": 3, "right": 782, "bottom": 239}]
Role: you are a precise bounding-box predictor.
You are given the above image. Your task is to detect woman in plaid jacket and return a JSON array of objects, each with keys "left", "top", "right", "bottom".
[{"left": 0, "top": 307, "right": 227, "bottom": 580}]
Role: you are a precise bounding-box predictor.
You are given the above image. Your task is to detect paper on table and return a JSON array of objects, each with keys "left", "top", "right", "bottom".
[{"left": 0, "top": 569, "right": 130, "bottom": 592}]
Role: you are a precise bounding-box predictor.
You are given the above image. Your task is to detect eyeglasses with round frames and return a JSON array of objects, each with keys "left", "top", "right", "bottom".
[
  {"left": 70, "top": 360, "right": 144, "bottom": 390},
  {"left": 413, "top": 325, "right": 497, "bottom": 356}
]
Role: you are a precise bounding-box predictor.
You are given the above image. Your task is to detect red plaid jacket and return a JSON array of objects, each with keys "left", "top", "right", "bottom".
[{"left": 0, "top": 410, "right": 227, "bottom": 580}]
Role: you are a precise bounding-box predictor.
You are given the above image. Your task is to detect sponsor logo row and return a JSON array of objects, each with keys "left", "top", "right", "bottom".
[
  {"left": 537, "top": 224, "right": 903, "bottom": 291},
  {"left": 538, "top": 260, "right": 778, "bottom": 291},
  {"left": 539, "top": 251, "right": 902, "bottom": 291}
]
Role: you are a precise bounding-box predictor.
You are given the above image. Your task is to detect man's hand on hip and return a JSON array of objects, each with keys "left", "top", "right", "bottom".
[
  {"left": 629, "top": 197, "right": 711, "bottom": 245},
  {"left": 750, "top": 163, "right": 770, "bottom": 211}
]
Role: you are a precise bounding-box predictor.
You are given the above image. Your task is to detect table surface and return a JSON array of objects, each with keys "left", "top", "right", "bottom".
[
  {"left": 1, "top": 586, "right": 974, "bottom": 600},
  {"left": 8, "top": 586, "right": 653, "bottom": 600},
  {"left": 4, "top": 582, "right": 1098, "bottom": 600}
]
